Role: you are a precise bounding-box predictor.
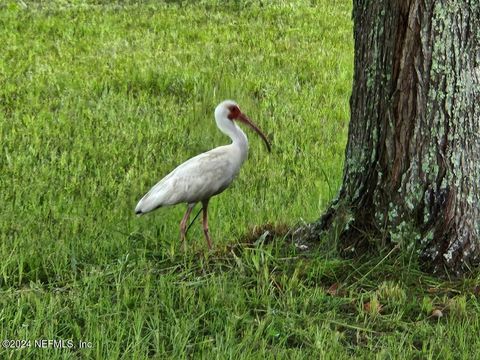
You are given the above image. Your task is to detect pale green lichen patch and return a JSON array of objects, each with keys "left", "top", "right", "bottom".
[{"left": 389, "top": 220, "right": 421, "bottom": 249}]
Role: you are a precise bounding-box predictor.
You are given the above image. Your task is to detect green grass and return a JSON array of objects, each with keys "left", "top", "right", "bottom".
[{"left": 1, "top": 0, "right": 480, "bottom": 358}]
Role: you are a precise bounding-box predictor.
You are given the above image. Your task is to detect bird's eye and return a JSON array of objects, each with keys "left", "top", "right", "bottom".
[{"left": 227, "top": 105, "right": 240, "bottom": 120}]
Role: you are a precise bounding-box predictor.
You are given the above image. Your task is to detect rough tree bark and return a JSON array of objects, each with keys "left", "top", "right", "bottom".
[{"left": 304, "top": 0, "right": 480, "bottom": 274}]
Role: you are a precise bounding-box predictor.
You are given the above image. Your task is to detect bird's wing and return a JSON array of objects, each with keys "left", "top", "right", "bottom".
[{"left": 135, "top": 146, "right": 240, "bottom": 213}]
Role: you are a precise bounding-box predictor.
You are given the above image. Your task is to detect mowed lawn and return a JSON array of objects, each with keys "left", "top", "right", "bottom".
[{"left": 2, "top": 1, "right": 480, "bottom": 359}]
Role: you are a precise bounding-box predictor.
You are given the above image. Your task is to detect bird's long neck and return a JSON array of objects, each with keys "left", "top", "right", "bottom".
[{"left": 216, "top": 117, "right": 249, "bottom": 162}]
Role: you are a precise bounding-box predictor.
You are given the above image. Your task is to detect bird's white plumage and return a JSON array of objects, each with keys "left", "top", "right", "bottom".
[
  {"left": 135, "top": 100, "right": 250, "bottom": 214},
  {"left": 135, "top": 144, "right": 244, "bottom": 213}
]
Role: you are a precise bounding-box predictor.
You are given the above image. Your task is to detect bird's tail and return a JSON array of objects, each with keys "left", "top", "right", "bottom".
[
  {"left": 135, "top": 196, "right": 163, "bottom": 216},
  {"left": 135, "top": 200, "right": 145, "bottom": 216}
]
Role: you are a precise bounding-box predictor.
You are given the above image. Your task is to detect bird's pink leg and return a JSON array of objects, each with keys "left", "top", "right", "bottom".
[
  {"left": 179, "top": 203, "right": 195, "bottom": 249},
  {"left": 201, "top": 199, "right": 212, "bottom": 249}
]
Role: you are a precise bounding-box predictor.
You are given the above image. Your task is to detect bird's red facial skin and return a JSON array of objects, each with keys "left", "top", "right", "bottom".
[{"left": 227, "top": 105, "right": 241, "bottom": 120}]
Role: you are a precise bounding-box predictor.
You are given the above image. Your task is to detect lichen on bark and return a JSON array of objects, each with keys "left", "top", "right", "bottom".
[{"left": 303, "top": 0, "right": 480, "bottom": 275}]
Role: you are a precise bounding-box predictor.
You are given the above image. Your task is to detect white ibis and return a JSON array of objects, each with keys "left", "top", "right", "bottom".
[{"left": 135, "top": 100, "right": 271, "bottom": 249}]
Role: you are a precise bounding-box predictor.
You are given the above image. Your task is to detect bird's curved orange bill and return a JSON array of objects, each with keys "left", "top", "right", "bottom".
[{"left": 237, "top": 113, "right": 271, "bottom": 152}]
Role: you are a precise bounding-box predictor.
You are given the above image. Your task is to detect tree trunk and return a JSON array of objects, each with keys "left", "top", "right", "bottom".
[{"left": 308, "top": 0, "right": 480, "bottom": 274}]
